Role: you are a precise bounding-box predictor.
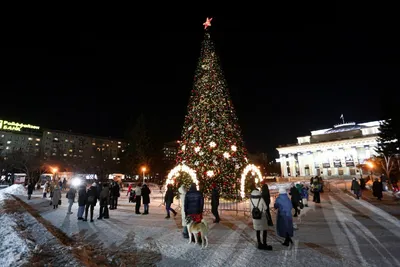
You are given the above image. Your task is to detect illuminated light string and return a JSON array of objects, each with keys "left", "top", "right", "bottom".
[
  {"left": 165, "top": 164, "right": 199, "bottom": 191},
  {"left": 240, "top": 164, "right": 263, "bottom": 198}
]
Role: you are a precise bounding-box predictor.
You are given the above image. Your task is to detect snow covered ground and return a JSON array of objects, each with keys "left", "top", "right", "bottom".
[
  {"left": 3, "top": 181, "right": 400, "bottom": 266},
  {"left": 0, "top": 185, "right": 31, "bottom": 266},
  {"left": 15, "top": 182, "right": 400, "bottom": 267},
  {"left": 0, "top": 185, "right": 81, "bottom": 267}
]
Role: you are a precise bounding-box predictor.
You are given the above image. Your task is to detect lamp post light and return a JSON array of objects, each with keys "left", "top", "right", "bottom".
[
  {"left": 366, "top": 161, "right": 374, "bottom": 183},
  {"left": 142, "top": 166, "right": 146, "bottom": 184},
  {"left": 51, "top": 167, "right": 58, "bottom": 182}
]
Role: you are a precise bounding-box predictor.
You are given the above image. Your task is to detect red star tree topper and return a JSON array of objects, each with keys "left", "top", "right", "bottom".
[{"left": 203, "top": 17, "right": 212, "bottom": 29}]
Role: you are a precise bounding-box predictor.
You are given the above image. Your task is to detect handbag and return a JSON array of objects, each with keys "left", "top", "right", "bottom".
[{"left": 58, "top": 199, "right": 62, "bottom": 205}]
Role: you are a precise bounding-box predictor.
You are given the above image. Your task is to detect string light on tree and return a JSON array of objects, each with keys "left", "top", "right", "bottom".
[
  {"left": 165, "top": 164, "right": 198, "bottom": 191},
  {"left": 240, "top": 164, "right": 263, "bottom": 198},
  {"left": 175, "top": 18, "right": 248, "bottom": 198}
]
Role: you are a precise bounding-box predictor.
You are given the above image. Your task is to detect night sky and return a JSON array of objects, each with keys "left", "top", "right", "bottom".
[{"left": 2, "top": 7, "right": 398, "bottom": 157}]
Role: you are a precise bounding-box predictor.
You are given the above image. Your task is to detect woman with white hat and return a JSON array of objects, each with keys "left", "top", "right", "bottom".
[{"left": 274, "top": 187, "right": 294, "bottom": 246}]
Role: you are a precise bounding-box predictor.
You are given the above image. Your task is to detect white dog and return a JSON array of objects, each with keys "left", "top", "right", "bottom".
[{"left": 186, "top": 216, "right": 209, "bottom": 248}]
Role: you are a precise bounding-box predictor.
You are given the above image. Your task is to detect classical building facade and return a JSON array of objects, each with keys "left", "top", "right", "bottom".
[{"left": 276, "top": 121, "right": 381, "bottom": 177}]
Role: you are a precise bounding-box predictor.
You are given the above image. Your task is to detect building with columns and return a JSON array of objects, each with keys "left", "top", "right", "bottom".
[{"left": 276, "top": 121, "right": 381, "bottom": 177}]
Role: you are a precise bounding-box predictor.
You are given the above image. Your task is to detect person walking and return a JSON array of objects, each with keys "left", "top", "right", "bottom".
[
  {"left": 98, "top": 183, "right": 110, "bottom": 219},
  {"left": 135, "top": 183, "right": 142, "bottom": 214},
  {"left": 27, "top": 180, "right": 34, "bottom": 200},
  {"left": 178, "top": 185, "right": 189, "bottom": 238},
  {"left": 274, "top": 187, "right": 294, "bottom": 246},
  {"left": 164, "top": 184, "right": 177, "bottom": 219},
  {"left": 211, "top": 183, "right": 220, "bottom": 223},
  {"left": 351, "top": 177, "right": 361, "bottom": 199},
  {"left": 77, "top": 184, "right": 87, "bottom": 220},
  {"left": 289, "top": 183, "right": 301, "bottom": 217},
  {"left": 43, "top": 181, "right": 49, "bottom": 198},
  {"left": 372, "top": 178, "right": 383, "bottom": 200},
  {"left": 52, "top": 186, "right": 62, "bottom": 209},
  {"left": 126, "top": 183, "right": 133, "bottom": 196},
  {"left": 141, "top": 184, "right": 151, "bottom": 215},
  {"left": 250, "top": 188, "right": 272, "bottom": 250},
  {"left": 110, "top": 181, "right": 120, "bottom": 209},
  {"left": 66, "top": 186, "right": 76, "bottom": 214},
  {"left": 84, "top": 184, "right": 97, "bottom": 222}
]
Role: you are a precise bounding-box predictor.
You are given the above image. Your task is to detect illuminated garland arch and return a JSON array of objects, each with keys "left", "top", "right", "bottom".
[
  {"left": 165, "top": 164, "right": 199, "bottom": 191},
  {"left": 240, "top": 164, "right": 263, "bottom": 198}
]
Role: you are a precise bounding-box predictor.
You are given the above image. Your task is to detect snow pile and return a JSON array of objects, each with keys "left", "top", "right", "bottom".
[
  {"left": 0, "top": 191, "right": 30, "bottom": 266},
  {"left": 1, "top": 184, "right": 26, "bottom": 196}
]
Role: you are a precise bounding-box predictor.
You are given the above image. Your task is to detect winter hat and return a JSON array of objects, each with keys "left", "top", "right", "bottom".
[{"left": 279, "top": 187, "right": 287, "bottom": 194}]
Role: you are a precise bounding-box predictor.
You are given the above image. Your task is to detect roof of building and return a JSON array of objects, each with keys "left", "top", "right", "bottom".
[{"left": 324, "top": 122, "right": 365, "bottom": 134}]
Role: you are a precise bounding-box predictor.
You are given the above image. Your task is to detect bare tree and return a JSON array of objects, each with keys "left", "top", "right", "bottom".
[{"left": 6, "top": 151, "right": 50, "bottom": 184}]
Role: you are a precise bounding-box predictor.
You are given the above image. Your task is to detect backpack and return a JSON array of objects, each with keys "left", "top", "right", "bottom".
[{"left": 251, "top": 197, "right": 262, "bottom": 219}]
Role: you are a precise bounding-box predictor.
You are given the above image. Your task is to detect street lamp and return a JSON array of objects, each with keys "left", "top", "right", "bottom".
[
  {"left": 51, "top": 167, "right": 58, "bottom": 181},
  {"left": 142, "top": 166, "right": 146, "bottom": 183},
  {"left": 366, "top": 162, "right": 374, "bottom": 183}
]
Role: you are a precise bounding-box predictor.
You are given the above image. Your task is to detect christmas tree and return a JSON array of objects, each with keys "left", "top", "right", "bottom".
[{"left": 176, "top": 18, "right": 248, "bottom": 198}]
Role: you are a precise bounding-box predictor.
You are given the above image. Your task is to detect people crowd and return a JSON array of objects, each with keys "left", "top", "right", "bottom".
[{"left": 22, "top": 172, "right": 398, "bottom": 252}]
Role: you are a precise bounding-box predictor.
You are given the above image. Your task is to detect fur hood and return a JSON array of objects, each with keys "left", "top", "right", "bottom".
[
  {"left": 178, "top": 185, "right": 186, "bottom": 195},
  {"left": 251, "top": 190, "right": 261, "bottom": 197}
]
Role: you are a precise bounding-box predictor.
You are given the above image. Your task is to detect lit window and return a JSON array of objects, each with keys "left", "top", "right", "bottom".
[
  {"left": 65, "top": 139, "right": 68, "bottom": 142},
  {"left": 92, "top": 143, "right": 96, "bottom": 145},
  {"left": 54, "top": 138, "right": 59, "bottom": 141},
  {"left": 7, "top": 141, "right": 11, "bottom": 144},
  {"left": 118, "top": 145, "right": 121, "bottom": 148},
  {"left": 122, "top": 150, "right": 125, "bottom": 152},
  {"left": 47, "top": 132, "right": 51, "bottom": 134},
  {"left": 113, "top": 157, "right": 116, "bottom": 160},
  {"left": 63, "top": 154, "right": 67, "bottom": 156},
  {"left": 35, "top": 143, "right": 39, "bottom": 146},
  {"left": 6, "top": 146, "right": 9, "bottom": 150},
  {"left": 117, "top": 158, "right": 120, "bottom": 160},
  {"left": 36, "top": 138, "right": 40, "bottom": 141},
  {"left": 118, "top": 141, "right": 121, "bottom": 144},
  {"left": 69, "top": 149, "right": 73, "bottom": 152},
  {"left": 1, "top": 135, "right": 4, "bottom": 138},
  {"left": 28, "top": 137, "right": 33, "bottom": 141}
]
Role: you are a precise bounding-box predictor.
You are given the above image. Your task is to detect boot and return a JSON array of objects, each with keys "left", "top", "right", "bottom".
[
  {"left": 165, "top": 215, "right": 170, "bottom": 219},
  {"left": 262, "top": 231, "right": 272, "bottom": 250}
]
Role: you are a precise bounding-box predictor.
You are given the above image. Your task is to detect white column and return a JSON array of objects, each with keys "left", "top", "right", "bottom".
[
  {"left": 280, "top": 155, "right": 287, "bottom": 177},
  {"left": 298, "top": 154, "right": 305, "bottom": 176}
]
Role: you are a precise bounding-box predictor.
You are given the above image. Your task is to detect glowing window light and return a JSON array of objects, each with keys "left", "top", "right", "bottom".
[{"left": 240, "top": 164, "right": 263, "bottom": 198}]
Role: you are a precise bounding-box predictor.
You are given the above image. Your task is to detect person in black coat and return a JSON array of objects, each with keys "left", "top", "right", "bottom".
[
  {"left": 110, "top": 181, "right": 120, "bottom": 210},
  {"left": 211, "top": 183, "right": 220, "bottom": 223},
  {"left": 77, "top": 184, "right": 87, "bottom": 220},
  {"left": 289, "top": 183, "right": 301, "bottom": 217},
  {"left": 261, "top": 183, "right": 273, "bottom": 226},
  {"left": 372, "top": 178, "right": 383, "bottom": 200},
  {"left": 84, "top": 185, "right": 97, "bottom": 222},
  {"left": 164, "top": 184, "right": 177, "bottom": 218},
  {"left": 184, "top": 183, "right": 204, "bottom": 222},
  {"left": 27, "top": 180, "right": 34, "bottom": 200},
  {"left": 141, "top": 184, "right": 151, "bottom": 214}
]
